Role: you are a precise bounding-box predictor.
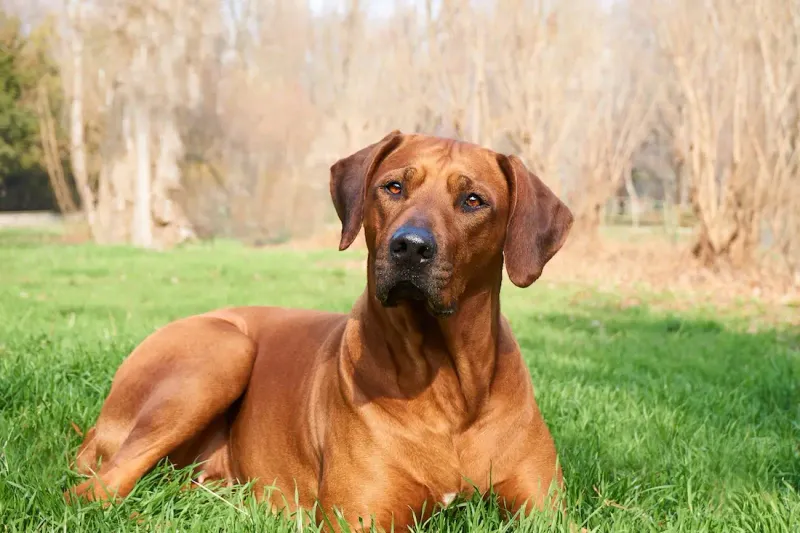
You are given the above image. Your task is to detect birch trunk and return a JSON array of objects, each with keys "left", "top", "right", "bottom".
[
  {"left": 132, "top": 88, "right": 152, "bottom": 247},
  {"left": 67, "top": 0, "right": 95, "bottom": 234},
  {"left": 624, "top": 168, "right": 641, "bottom": 228}
]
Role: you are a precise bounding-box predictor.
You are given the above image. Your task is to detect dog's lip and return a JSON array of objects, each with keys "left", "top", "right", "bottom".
[
  {"left": 426, "top": 301, "right": 456, "bottom": 318},
  {"left": 382, "top": 280, "right": 427, "bottom": 304},
  {"left": 378, "top": 280, "right": 457, "bottom": 318}
]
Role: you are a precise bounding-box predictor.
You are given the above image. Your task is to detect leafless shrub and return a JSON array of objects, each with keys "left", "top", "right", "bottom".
[{"left": 649, "top": 0, "right": 800, "bottom": 272}]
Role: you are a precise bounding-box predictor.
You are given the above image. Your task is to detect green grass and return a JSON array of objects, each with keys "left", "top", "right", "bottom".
[{"left": 0, "top": 235, "right": 798, "bottom": 532}]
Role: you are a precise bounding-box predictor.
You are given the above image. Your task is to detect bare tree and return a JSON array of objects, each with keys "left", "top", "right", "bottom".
[
  {"left": 746, "top": 0, "right": 800, "bottom": 273},
  {"left": 36, "top": 83, "right": 77, "bottom": 214},
  {"left": 493, "top": 0, "right": 603, "bottom": 197},
  {"left": 12, "top": 0, "right": 791, "bottom": 276},
  {"left": 57, "top": 0, "right": 210, "bottom": 247},
  {"left": 651, "top": 0, "right": 800, "bottom": 270},
  {"left": 573, "top": 9, "right": 660, "bottom": 232}
]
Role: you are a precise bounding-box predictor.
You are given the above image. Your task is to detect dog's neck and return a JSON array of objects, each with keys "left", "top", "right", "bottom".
[{"left": 343, "top": 258, "right": 504, "bottom": 419}]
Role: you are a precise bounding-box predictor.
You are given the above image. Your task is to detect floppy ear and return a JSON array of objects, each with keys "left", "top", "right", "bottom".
[
  {"left": 330, "top": 130, "right": 404, "bottom": 250},
  {"left": 496, "top": 154, "right": 574, "bottom": 287}
]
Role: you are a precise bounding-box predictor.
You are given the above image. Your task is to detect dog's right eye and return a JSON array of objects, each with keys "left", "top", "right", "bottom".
[{"left": 384, "top": 182, "right": 402, "bottom": 196}]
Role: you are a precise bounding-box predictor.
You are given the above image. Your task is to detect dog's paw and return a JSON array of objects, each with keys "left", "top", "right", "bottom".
[{"left": 64, "top": 477, "right": 117, "bottom": 508}]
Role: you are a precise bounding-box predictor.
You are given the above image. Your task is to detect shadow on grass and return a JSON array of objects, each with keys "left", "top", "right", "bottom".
[
  {"left": 2, "top": 293, "right": 799, "bottom": 531},
  {"left": 510, "top": 305, "right": 800, "bottom": 517}
]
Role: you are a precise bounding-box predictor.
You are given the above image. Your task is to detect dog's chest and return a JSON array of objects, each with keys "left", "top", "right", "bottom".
[
  {"left": 393, "top": 394, "right": 509, "bottom": 497},
  {"left": 396, "top": 418, "right": 509, "bottom": 503}
]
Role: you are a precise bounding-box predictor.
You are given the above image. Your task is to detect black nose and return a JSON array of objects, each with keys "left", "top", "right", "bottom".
[{"left": 389, "top": 226, "right": 437, "bottom": 265}]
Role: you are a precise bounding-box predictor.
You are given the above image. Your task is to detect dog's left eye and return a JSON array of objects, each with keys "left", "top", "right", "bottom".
[
  {"left": 463, "top": 193, "right": 485, "bottom": 209},
  {"left": 385, "top": 181, "right": 402, "bottom": 195}
]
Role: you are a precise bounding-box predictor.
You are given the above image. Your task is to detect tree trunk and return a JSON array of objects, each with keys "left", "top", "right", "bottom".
[
  {"left": 132, "top": 94, "right": 153, "bottom": 248},
  {"left": 470, "top": 25, "right": 485, "bottom": 145},
  {"left": 691, "top": 212, "right": 758, "bottom": 269},
  {"left": 95, "top": 161, "right": 112, "bottom": 244},
  {"left": 152, "top": 115, "right": 193, "bottom": 248},
  {"left": 624, "top": 167, "right": 640, "bottom": 228},
  {"left": 691, "top": 223, "right": 717, "bottom": 267},
  {"left": 67, "top": 0, "right": 95, "bottom": 234},
  {"left": 95, "top": 88, "right": 134, "bottom": 245},
  {"left": 729, "top": 208, "right": 759, "bottom": 267},
  {"left": 36, "top": 85, "right": 77, "bottom": 214}
]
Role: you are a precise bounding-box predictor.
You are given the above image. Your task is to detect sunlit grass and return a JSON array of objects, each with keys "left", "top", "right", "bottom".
[{"left": 1, "top": 235, "right": 798, "bottom": 531}]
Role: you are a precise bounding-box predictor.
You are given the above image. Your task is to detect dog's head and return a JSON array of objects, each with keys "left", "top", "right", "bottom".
[{"left": 330, "top": 131, "right": 573, "bottom": 317}]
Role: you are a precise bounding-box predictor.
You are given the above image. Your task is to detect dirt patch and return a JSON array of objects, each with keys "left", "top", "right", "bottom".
[{"left": 540, "top": 236, "right": 799, "bottom": 327}]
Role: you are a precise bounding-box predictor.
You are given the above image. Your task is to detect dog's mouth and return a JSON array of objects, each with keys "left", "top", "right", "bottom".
[
  {"left": 383, "top": 280, "right": 426, "bottom": 306},
  {"left": 378, "top": 279, "right": 455, "bottom": 318}
]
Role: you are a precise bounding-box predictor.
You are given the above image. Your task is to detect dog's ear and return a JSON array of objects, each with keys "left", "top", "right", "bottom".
[
  {"left": 330, "top": 130, "right": 404, "bottom": 250},
  {"left": 496, "top": 154, "right": 574, "bottom": 287}
]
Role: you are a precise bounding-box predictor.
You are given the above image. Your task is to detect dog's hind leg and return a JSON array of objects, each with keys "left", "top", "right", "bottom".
[{"left": 65, "top": 311, "right": 256, "bottom": 503}]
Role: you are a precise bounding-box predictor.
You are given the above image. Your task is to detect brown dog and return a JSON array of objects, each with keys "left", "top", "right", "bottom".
[{"left": 66, "top": 131, "right": 574, "bottom": 530}]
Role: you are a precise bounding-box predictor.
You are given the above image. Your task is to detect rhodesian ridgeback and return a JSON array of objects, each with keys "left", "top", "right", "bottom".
[{"left": 66, "top": 131, "right": 574, "bottom": 530}]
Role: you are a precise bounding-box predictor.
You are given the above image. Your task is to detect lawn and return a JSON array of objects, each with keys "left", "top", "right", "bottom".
[{"left": 0, "top": 231, "right": 798, "bottom": 532}]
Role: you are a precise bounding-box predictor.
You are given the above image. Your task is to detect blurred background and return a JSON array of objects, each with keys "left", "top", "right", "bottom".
[
  {"left": 0, "top": 0, "right": 798, "bottom": 304},
  {"left": 3, "top": 4, "right": 799, "bottom": 528}
]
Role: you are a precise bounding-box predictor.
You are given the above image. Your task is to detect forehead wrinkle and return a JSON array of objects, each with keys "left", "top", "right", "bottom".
[
  {"left": 428, "top": 138, "right": 457, "bottom": 167},
  {"left": 405, "top": 139, "right": 494, "bottom": 189},
  {"left": 406, "top": 165, "right": 425, "bottom": 187},
  {"left": 447, "top": 173, "right": 472, "bottom": 194},
  {"left": 433, "top": 141, "right": 477, "bottom": 184}
]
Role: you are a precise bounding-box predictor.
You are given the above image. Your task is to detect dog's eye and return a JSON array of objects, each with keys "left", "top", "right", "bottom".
[
  {"left": 463, "top": 193, "right": 484, "bottom": 209},
  {"left": 385, "top": 181, "right": 402, "bottom": 195}
]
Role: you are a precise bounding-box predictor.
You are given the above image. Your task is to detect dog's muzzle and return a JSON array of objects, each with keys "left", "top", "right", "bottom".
[{"left": 375, "top": 225, "right": 454, "bottom": 317}]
